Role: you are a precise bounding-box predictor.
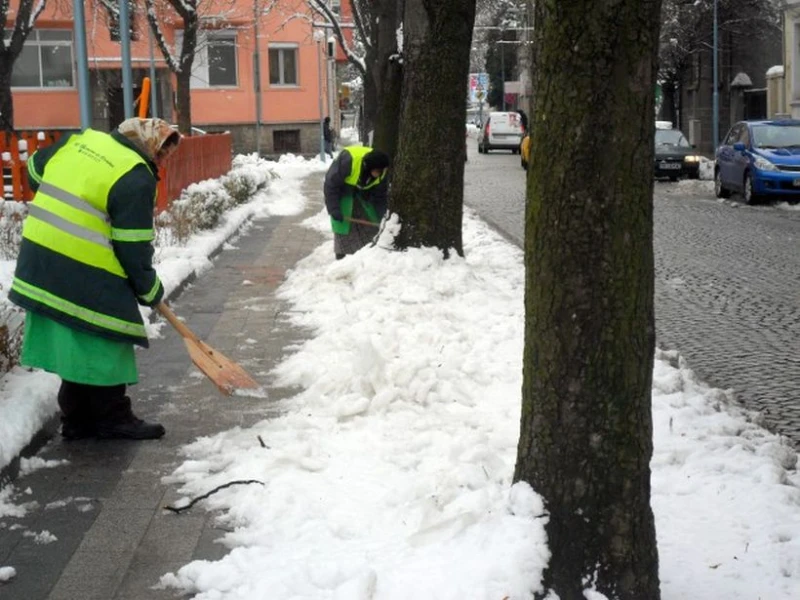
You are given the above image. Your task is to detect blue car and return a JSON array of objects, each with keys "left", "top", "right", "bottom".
[{"left": 715, "top": 119, "right": 800, "bottom": 204}]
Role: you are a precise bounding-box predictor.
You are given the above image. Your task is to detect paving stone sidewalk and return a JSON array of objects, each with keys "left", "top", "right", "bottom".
[{"left": 0, "top": 174, "right": 327, "bottom": 600}]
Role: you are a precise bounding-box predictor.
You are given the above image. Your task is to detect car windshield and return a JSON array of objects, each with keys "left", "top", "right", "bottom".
[
  {"left": 751, "top": 124, "right": 800, "bottom": 148},
  {"left": 655, "top": 129, "right": 690, "bottom": 147}
]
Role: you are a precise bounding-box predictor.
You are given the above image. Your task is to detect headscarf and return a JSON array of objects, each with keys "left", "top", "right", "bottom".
[{"left": 117, "top": 118, "right": 181, "bottom": 162}]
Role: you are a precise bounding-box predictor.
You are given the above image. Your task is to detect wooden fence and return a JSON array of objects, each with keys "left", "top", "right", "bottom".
[
  {"left": 156, "top": 133, "right": 232, "bottom": 212},
  {"left": 1, "top": 130, "right": 233, "bottom": 212}
]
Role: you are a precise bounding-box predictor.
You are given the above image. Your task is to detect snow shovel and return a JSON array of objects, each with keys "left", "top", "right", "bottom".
[
  {"left": 346, "top": 217, "right": 379, "bottom": 228},
  {"left": 156, "top": 302, "right": 260, "bottom": 396}
]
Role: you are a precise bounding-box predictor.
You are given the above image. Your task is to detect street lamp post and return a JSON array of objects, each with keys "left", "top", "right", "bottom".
[
  {"left": 72, "top": 0, "right": 91, "bottom": 129},
  {"left": 501, "top": 42, "right": 506, "bottom": 111},
  {"left": 313, "top": 30, "right": 326, "bottom": 161},
  {"left": 712, "top": 0, "right": 719, "bottom": 152},
  {"left": 253, "top": 1, "right": 262, "bottom": 155},
  {"left": 119, "top": 0, "right": 134, "bottom": 119}
]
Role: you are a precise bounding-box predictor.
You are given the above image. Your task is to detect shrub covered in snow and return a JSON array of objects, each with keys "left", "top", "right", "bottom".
[{"left": 174, "top": 180, "right": 234, "bottom": 231}]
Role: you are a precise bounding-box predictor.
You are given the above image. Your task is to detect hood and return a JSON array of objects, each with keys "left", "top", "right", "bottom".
[{"left": 753, "top": 147, "right": 800, "bottom": 164}]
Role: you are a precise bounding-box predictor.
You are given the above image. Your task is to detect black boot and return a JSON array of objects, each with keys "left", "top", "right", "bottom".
[
  {"left": 58, "top": 381, "right": 96, "bottom": 440},
  {"left": 92, "top": 387, "right": 166, "bottom": 440}
]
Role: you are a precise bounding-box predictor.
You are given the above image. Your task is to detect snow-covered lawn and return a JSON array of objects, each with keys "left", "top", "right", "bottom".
[{"left": 154, "top": 205, "right": 799, "bottom": 598}]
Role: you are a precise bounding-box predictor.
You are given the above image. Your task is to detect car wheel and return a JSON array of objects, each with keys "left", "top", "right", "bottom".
[
  {"left": 743, "top": 172, "right": 759, "bottom": 205},
  {"left": 714, "top": 169, "right": 731, "bottom": 199}
]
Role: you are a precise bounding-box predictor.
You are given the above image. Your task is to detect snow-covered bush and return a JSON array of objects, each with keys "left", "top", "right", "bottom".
[
  {"left": 0, "top": 295, "right": 24, "bottom": 375},
  {"left": 174, "top": 180, "right": 233, "bottom": 231},
  {"left": 0, "top": 201, "right": 27, "bottom": 260},
  {"left": 223, "top": 153, "right": 278, "bottom": 205},
  {"left": 222, "top": 170, "right": 260, "bottom": 206}
]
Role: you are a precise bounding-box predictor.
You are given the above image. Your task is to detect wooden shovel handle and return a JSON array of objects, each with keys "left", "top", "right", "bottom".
[
  {"left": 157, "top": 302, "right": 200, "bottom": 344},
  {"left": 346, "top": 217, "right": 379, "bottom": 228}
]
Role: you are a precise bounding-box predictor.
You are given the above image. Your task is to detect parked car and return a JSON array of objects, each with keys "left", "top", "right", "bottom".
[
  {"left": 715, "top": 119, "right": 800, "bottom": 204},
  {"left": 478, "top": 112, "right": 524, "bottom": 154},
  {"left": 654, "top": 128, "right": 701, "bottom": 180}
]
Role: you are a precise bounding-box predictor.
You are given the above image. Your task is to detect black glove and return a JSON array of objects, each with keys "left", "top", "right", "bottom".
[{"left": 330, "top": 209, "right": 343, "bottom": 221}]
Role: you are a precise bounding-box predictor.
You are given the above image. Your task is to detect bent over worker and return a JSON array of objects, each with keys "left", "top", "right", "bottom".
[
  {"left": 323, "top": 145, "right": 390, "bottom": 259},
  {"left": 9, "top": 118, "right": 181, "bottom": 440}
]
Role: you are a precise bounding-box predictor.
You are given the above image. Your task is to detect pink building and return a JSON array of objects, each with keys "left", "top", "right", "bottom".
[{"left": 5, "top": 0, "right": 341, "bottom": 155}]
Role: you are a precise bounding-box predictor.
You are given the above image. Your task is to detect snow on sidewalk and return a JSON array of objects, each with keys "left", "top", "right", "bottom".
[{"left": 158, "top": 208, "right": 800, "bottom": 599}]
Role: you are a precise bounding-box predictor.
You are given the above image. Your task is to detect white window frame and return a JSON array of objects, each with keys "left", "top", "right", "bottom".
[
  {"left": 8, "top": 29, "right": 75, "bottom": 89},
  {"left": 268, "top": 44, "right": 299, "bottom": 87},
  {"left": 175, "top": 30, "right": 239, "bottom": 89}
]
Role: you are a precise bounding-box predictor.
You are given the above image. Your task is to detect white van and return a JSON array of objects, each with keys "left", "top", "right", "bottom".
[{"left": 478, "top": 112, "right": 525, "bottom": 153}]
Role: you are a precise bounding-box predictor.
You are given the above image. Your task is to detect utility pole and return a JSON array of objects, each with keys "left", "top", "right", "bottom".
[
  {"left": 119, "top": 0, "right": 134, "bottom": 119},
  {"left": 712, "top": 0, "right": 719, "bottom": 151},
  {"left": 314, "top": 30, "right": 326, "bottom": 161},
  {"left": 253, "top": 0, "right": 263, "bottom": 155},
  {"left": 148, "top": 25, "right": 158, "bottom": 118},
  {"left": 72, "top": 0, "right": 92, "bottom": 129}
]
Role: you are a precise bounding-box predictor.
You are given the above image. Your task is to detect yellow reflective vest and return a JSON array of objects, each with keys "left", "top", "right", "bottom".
[{"left": 9, "top": 130, "right": 162, "bottom": 347}]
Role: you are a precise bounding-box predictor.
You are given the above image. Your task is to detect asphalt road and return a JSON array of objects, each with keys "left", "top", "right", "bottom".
[{"left": 464, "top": 139, "right": 800, "bottom": 447}]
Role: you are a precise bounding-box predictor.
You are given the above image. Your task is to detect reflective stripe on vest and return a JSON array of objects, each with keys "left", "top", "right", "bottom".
[
  {"left": 21, "top": 130, "right": 149, "bottom": 278},
  {"left": 37, "top": 181, "right": 110, "bottom": 223},
  {"left": 26, "top": 204, "right": 111, "bottom": 249},
  {"left": 11, "top": 276, "right": 147, "bottom": 338}
]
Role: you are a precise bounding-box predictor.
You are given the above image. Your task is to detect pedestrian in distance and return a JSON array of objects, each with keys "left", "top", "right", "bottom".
[
  {"left": 323, "top": 116, "right": 335, "bottom": 159},
  {"left": 9, "top": 118, "right": 181, "bottom": 441},
  {"left": 323, "top": 145, "right": 390, "bottom": 260}
]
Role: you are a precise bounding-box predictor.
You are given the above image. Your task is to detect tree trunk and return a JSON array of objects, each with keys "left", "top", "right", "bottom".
[
  {"left": 0, "top": 58, "right": 15, "bottom": 133},
  {"left": 370, "top": 0, "right": 404, "bottom": 161},
  {"left": 389, "top": 0, "right": 476, "bottom": 256},
  {"left": 361, "top": 47, "right": 378, "bottom": 143},
  {"left": 175, "top": 8, "right": 198, "bottom": 135},
  {"left": 175, "top": 68, "right": 192, "bottom": 135},
  {"left": 513, "top": 0, "right": 663, "bottom": 599}
]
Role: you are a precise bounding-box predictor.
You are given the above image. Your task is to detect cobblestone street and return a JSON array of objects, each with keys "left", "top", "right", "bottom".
[{"left": 464, "top": 142, "right": 800, "bottom": 446}]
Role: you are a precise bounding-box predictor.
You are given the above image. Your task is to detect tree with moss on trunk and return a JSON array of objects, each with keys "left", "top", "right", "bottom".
[
  {"left": 389, "top": 0, "right": 476, "bottom": 256},
  {"left": 513, "top": 0, "right": 663, "bottom": 599},
  {"left": 145, "top": 0, "right": 199, "bottom": 135},
  {"left": 309, "top": 0, "right": 403, "bottom": 160},
  {"left": 0, "top": 0, "right": 49, "bottom": 133}
]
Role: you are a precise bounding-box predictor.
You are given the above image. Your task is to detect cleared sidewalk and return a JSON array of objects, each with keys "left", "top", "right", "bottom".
[{"left": 0, "top": 174, "right": 326, "bottom": 600}]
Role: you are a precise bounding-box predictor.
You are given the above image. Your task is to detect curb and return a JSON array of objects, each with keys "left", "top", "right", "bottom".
[{"left": 0, "top": 214, "right": 256, "bottom": 487}]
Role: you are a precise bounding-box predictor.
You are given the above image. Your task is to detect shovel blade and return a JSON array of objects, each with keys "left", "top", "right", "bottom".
[{"left": 183, "top": 338, "right": 260, "bottom": 396}]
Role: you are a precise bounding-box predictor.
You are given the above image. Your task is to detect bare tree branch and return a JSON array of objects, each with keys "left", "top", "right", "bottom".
[{"left": 307, "top": 0, "right": 367, "bottom": 75}]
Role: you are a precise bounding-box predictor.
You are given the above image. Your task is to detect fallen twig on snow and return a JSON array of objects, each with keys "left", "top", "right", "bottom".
[{"left": 164, "top": 480, "right": 265, "bottom": 514}]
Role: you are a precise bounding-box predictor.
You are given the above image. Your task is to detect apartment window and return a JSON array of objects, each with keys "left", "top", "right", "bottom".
[
  {"left": 269, "top": 46, "right": 298, "bottom": 86},
  {"left": 330, "top": 0, "right": 341, "bottom": 16},
  {"left": 177, "top": 31, "right": 238, "bottom": 88},
  {"left": 273, "top": 130, "right": 301, "bottom": 153},
  {"left": 8, "top": 30, "right": 74, "bottom": 88}
]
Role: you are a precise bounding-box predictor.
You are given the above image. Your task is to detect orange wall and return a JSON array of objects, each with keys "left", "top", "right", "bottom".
[{"left": 7, "top": 0, "right": 330, "bottom": 129}]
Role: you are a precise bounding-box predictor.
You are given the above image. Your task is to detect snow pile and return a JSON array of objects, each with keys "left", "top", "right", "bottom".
[
  {"left": 18, "top": 457, "right": 69, "bottom": 477},
  {"left": 159, "top": 209, "right": 800, "bottom": 599},
  {"left": 0, "top": 369, "right": 59, "bottom": 472},
  {"left": 0, "top": 566, "right": 16, "bottom": 582},
  {"left": 698, "top": 157, "right": 714, "bottom": 180}
]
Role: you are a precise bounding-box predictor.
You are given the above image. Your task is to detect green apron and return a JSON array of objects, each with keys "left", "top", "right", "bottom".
[{"left": 20, "top": 311, "right": 138, "bottom": 385}]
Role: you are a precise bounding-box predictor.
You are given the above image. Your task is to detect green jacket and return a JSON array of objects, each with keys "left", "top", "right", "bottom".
[
  {"left": 9, "top": 129, "right": 164, "bottom": 348},
  {"left": 324, "top": 145, "right": 388, "bottom": 235}
]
